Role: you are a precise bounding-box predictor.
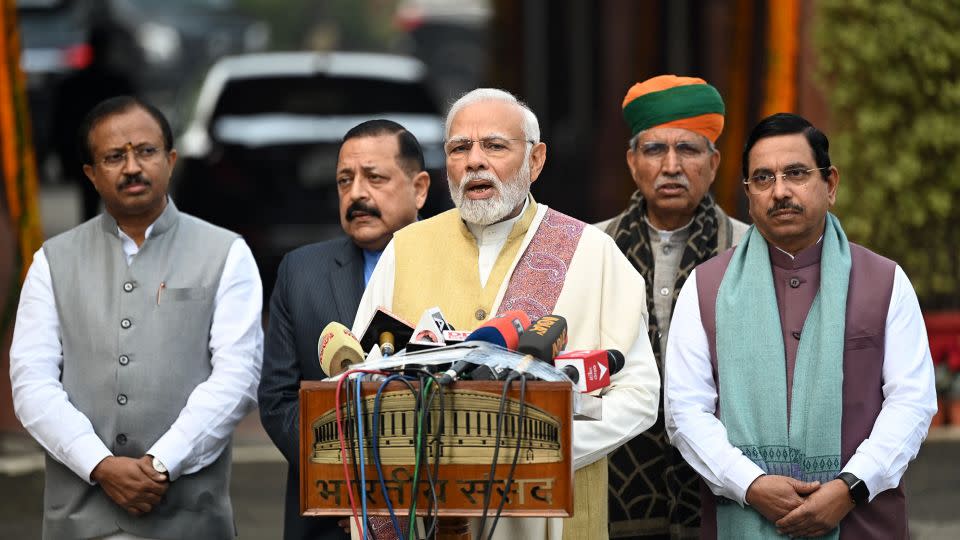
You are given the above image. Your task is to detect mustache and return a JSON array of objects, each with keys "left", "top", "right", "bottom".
[
  {"left": 767, "top": 199, "right": 804, "bottom": 216},
  {"left": 654, "top": 174, "right": 689, "bottom": 189},
  {"left": 118, "top": 174, "right": 150, "bottom": 190},
  {"left": 459, "top": 171, "right": 502, "bottom": 193},
  {"left": 345, "top": 201, "right": 381, "bottom": 221}
]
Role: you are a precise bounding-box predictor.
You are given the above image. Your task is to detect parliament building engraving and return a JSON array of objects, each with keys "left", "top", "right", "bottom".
[{"left": 311, "top": 389, "right": 562, "bottom": 465}]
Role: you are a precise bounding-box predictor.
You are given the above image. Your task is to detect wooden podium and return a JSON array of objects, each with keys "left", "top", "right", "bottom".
[{"left": 299, "top": 380, "right": 575, "bottom": 538}]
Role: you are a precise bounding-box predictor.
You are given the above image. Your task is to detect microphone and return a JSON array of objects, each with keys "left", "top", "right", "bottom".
[
  {"left": 318, "top": 322, "right": 365, "bottom": 377},
  {"left": 472, "top": 314, "right": 569, "bottom": 381},
  {"left": 553, "top": 349, "right": 625, "bottom": 393},
  {"left": 442, "top": 330, "right": 470, "bottom": 344},
  {"left": 438, "top": 310, "right": 530, "bottom": 385},
  {"left": 516, "top": 315, "right": 568, "bottom": 362},
  {"left": 357, "top": 307, "right": 415, "bottom": 356},
  {"left": 379, "top": 331, "right": 396, "bottom": 357},
  {"left": 407, "top": 307, "right": 453, "bottom": 351}
]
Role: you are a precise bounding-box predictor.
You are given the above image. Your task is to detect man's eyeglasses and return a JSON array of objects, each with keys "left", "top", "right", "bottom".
[
  {"left": 636, "top": 141, "right": 710, "bottom": 161},
  {"left": 743, "top": 166, "right": 830, "bottom": 193},
  {"left": 444, "top": 137, "right": 534, "bottom": 159},
  {"left": 97, "top": 143, "right": 164, "bottom": 169}
]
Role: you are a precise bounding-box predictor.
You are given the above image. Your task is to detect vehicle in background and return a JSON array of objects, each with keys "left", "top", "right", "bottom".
[
  {"left": 394, "top": 0, "right": 491, "bottom": 103},
  {"left": 16, "top": 0, "right": 269, "bottom": 183},
  {"left": 173, "top": 51, "right": 452, "bottom": 300}
]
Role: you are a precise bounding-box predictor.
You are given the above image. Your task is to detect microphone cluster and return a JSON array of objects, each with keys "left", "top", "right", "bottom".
[{"left": 316, "top": 306, "right": 626, "bottom": 538}]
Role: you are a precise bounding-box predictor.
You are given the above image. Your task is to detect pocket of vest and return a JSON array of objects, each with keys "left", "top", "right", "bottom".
[{"left": 164, "top": 286, "right": 210, "bottom": 302}]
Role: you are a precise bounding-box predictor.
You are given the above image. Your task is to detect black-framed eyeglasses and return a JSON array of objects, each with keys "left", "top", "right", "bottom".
[
  {"left": 743, "top": 166, "right": 830, "bottom": 193},
  {"left": 444, "top": 137, "right": 534, "bottom": 159}
]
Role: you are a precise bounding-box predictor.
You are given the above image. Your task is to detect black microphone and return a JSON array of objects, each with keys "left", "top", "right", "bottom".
[
  {"left": 516, "top": 315, "right": 568, "bottom": 362},
  {"left": 357, "top": 307, "right": 415, "bottom": 355}
]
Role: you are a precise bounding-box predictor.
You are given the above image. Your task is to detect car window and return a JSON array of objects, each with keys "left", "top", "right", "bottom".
[
  {"left": 124, "top": 0, "right": 232, "bottom": 9},
  {"left": 16, "top": 0, "right": 67, "bottom": 9},
  {"left": 211, "top": 75, "right": 438, "bottom": 120}
]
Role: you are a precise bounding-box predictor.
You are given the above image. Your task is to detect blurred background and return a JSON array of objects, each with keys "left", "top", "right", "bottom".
[{"left": 1, "top": 0, "right": 958, "bottom": 537}]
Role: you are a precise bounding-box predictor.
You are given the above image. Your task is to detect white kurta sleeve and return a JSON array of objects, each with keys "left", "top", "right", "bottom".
[
  {"left": 147, "top": 238, "right": 264, "bottom": 480},
  {"left": 10, "top": 249, "right": 113, "bottom": 484},
  {"left": 352, "top": 240, "right": 396, "bottom": 336},
  {"left": 840, "top": 265, "right": 937, "bottom": 501},
  {"left": 664, "top": 270, "right": 765, "bottom": 505},
  {"left": 563, "top": 233, "right": 661, "bottom": 470}
]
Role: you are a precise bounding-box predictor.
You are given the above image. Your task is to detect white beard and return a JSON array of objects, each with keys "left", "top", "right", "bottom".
[{"left": 448, "top": 158, "right": 531, "bottom": 226}]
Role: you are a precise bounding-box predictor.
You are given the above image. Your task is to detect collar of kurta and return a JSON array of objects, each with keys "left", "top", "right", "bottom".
[
  {"left": 456, "top": 194, "right": 539, "bottom": 243},
  {"left": 100, "top": 196, "right": 179, "bottom": 238},
  {"left": 768, "top": 237, "right": 823, "bottom": 270}
]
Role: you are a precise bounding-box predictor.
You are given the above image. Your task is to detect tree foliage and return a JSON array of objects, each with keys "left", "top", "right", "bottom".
[{"left": 814, "top": 0, "right": 960, "bottom": 307}]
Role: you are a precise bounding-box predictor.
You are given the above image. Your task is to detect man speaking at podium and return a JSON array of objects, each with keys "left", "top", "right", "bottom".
[
  {"left": 355, "top": 88, "right": 660, "bottom": 539},
  {"left": 259, "top": 120, "right": 430, "bottom": 539}
]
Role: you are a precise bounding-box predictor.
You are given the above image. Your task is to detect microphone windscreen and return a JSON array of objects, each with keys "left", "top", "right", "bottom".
[
  {"left": 607, "top": 350, "right": 626, "bottom": 375},
  {"left": 517, "top": 315, "right": 568, "bottom": 361},
  {"left": 465, "top": 325, "right": 508, "bottom": 348},
  {"left": 318, "top": 321, "right": 364, "bottom": 376},
  {"left": 464, "top": 310, "right": 529, "bottom": 350},
  {"left": 498, "top": 310, "right": 532, "bottom": 336}
]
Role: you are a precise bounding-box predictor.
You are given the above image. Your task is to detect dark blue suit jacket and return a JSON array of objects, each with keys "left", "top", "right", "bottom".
[{"left": 258, "top": 236, "right": 364, "bottom": 540}]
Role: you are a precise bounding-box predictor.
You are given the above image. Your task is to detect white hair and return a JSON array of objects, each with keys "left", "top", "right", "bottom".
[{"left": 445, "top": 88, "right": 541, "bottom": 144}]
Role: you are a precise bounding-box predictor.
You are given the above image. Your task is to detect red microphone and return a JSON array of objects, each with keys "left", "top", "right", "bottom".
[{"left": 553, "top": 349, "right": 625, "bottom": 392}]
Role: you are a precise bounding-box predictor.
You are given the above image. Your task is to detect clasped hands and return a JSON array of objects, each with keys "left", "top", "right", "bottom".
[
  {"left": 745, "top": 474, "right": 855, "bottom": 538},
  {"left": 90, "top": 455, "right": 169, "bottom": 516}
]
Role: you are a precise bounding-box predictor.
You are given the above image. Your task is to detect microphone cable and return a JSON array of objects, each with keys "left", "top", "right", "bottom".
[
  {"left": 477, "top": 372, "right": 516, "bottom": 538},
  {"left": 355, "top": 378, "right": 369, "bottom": 540},
  {"left": 488, "top": 371, "right": 528, "bottom": 540},
  {"left": 334, "top": 369, "right": 385, "bottom": 538},
  {"left": 372, "top": 374, "right": 417, "bottom": 540},
  {"left": 417, "top": 369, "right": 446, "bottom": 539},
  {"left": 407, "top": 374, "right": 437, "bottom": 539},
  {"left": 344, "top": 376, "right": 368, "bottom": 535}
]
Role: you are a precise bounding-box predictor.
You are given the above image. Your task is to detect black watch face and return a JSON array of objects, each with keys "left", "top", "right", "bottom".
[{"left": 848, "top": 478, "right": 867, "bottom": 504}]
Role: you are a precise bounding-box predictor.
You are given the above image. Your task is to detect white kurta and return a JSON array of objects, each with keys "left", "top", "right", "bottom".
[{"left": 353, "top": 203, "right": 661, "bottom": 539}]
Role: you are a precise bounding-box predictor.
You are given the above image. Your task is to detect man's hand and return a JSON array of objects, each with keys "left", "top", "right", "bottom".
[
  {"left": 745, "top": 474, "right": 821, "bottom": 523},
  {"left": 775, "top": 479, "right": 855, "bottom": 537},
  {"left": 90, "top": 456, "right": 169, "bottom": 516}
]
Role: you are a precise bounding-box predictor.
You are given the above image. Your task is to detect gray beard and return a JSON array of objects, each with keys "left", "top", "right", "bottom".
[{"left": 448, "top": 160, "right": 531, "bottom": 226}]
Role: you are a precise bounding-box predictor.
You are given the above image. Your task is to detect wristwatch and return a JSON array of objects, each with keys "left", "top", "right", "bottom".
[
  {"left": 837, "top": 472, "right": 868, "bottom": 505},
  {"left": 151, "top": 456, "right": 169, "bottom": 479}
]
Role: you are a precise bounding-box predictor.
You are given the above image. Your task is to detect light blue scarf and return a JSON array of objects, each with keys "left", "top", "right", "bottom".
[{"left": 715, "top": 213, "right": 850, "bottom": 539}]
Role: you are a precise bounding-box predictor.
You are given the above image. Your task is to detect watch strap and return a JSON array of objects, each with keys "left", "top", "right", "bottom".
[{"left": 837, "top": 472, "right": 868, "bottom": 505}]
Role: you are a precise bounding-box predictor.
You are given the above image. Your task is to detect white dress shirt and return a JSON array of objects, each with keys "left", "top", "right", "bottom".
[
  {"left": 10, "top": 223, "right": 264, "bottom": 487},
  {"left": 464, "top": 198, "right": 529, "bottom": 288},
  {"left": 664, "top": 265, "right": 936, "bottom": 505}
]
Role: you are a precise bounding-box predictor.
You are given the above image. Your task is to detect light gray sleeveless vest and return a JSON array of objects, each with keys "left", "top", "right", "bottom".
[{"left": 42, "top": 201, "right": 239, "bottom": 539}]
